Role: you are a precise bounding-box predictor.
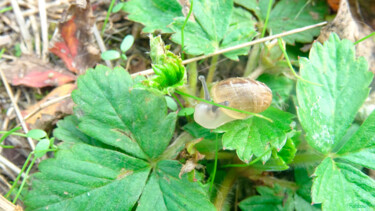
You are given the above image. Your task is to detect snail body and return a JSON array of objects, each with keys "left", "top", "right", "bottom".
[{"left": 194, "top": 76, "right": 272, "bottom": 129}]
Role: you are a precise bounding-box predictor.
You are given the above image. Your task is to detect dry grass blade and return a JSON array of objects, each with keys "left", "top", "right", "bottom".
[
  {"left": 0, "top": 68, "right": 35, "bottom": 150},
  {"left": 130, "top": 21, "right": 328, "bottom": 78}
]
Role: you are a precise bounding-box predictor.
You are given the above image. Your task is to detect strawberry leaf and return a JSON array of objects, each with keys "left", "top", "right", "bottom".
[
  {"left": 123, "top": 0, "right": 183, "bottom": 33},
  {"left": 311, "top": 158, "right": 375, "bottom": 210},
  {"left": 297, "top": 33, "right": 373, "bottom": 154},
  {"left": 72, "top": 65, "right": 177, "bottom": 160},
  {"left": 216, "top": 107, "right": 295, "bottom": 163}
]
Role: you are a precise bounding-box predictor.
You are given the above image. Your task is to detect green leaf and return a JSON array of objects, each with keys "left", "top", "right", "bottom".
[
  {"left": 239, "top": 184, "right": 293, "bottom": 211},
  {"left": 191, "top": 0, "right": 233, "bottom": 42},
  {"left": 53, "top": 115, "right": 117, "bottom": 149},
  {"left": 258, "top": 74, "right": 294, "bottom": 110},
  {"left": 221, "top": 7, "right": 257, "bottom": 60},
  {"left": 170, "top": 18, "right": 217, "bottom": 55},
  {"left": 147, "top": 36, "right": 186, "bottom": 91},
  {"left": 297, "top": 33, "right": 373, "bottom": 154},
  {"left": 294, "top": 194, "right": 320, "bottom": 211},
  {"left": 24, "top": 143, "right": 151, "bottom": 210},
  {"left": 165, "top": 96, "right": 178, "bottom": 111},
  {"left": 267, "top": 0, "right": 329, "bottom": 44},
  {"left": 178, "top": 107, "right": 195, "bottom": 116},
  {"left": 336, "top": 111, "right": 375, "bottom": 169},
  {"left": 234, "top": 0, "right": 262, "bottom": 19},
  {"left": 113, "top": 2, "right": 125, "bottom": 13},
  {"left": 234, "top": 0, "right": 272, "bottom": 21},
  {"left": 101, "top": 50, "right": 120, "bottom": 60},
  {"left": 277, "top": 138, "right": 296, "bottom": 164},
  {"left": 123, "top": 0, "right": 183, "bottom": 33},
  {"left": 311, "top": 158, "right": 375, "bottom": 210},
  {"left": 120, "top": 35, "right": 134, "bottom": 52},
  {"left": 27, "top": 129, "right": 47, "bottom": 140},
  {"left": 216, "top": 107, "right": 295, "bottom": 163},
  {"left": 34, "top": 139, "right": 50, "bottom": 158},
  {"left": 72, "top": 65, "right": 177, "bottom": 159},
  {"left": 170, "top": 0, "right": 257, "bottom": 60},
  {"left": 137, "top": 160, "right": 215, "bottom": 210}
]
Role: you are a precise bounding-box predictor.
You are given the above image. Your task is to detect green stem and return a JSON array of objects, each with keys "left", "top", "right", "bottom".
[
  {"left": 206, "top": 55, "right": 219, "bottom": 85},
  {"left": 0, "top": 6, "right": 12, "bottom": 13},
  {"left": 249, "top": 174, "right": 299, "bottom": 191},
  {"left": 0, "top": 127, "right": 23, "bottom": 143},
  {"left": 209, "top": 138, "right": 219, "bottom": 193},
  {"left": 244, "top": 44, "right": 260, "bottom": 77},
  {"left": 261, "top": 0, "right": 273, "bottom": 38},
  {"left": 187, "top": 58, "right": 198, "bottom": 95},
  {"left": 160, "top": 132, "right": 193, "bottom": 160},
  {"left": 277, "top": 38, "right": 322, "bottom": 86},
  {"left": 5, "top": 153, "right": 32, "bottom": 198},
  {"left": 13, "top": 157, "right": 37, "bottom": 203},
  {"left": 174, "top": 90, "right": 273, "bottom": 122},
  {"left": 0, "top": 48, "right": 5, "bottom": 58},
  {"left": 101, "top": 0, "right": 116, "bottom": 35},
  {"left": 180, "top": 0, "right": 194, "bottom": 60},
  {"left": 354, "top": 32, "right": 375, "bottom": 45},
  {"left": 172, "top": 93, "right": 184, "bottom": 109},
  {"left": 214, "top": 168, "right": 237, "bottom": 210}
]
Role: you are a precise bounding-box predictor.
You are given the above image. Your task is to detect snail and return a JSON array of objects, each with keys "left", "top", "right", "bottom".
[{"left": 194, "top": 76, "right": 272, "bottom": 129}]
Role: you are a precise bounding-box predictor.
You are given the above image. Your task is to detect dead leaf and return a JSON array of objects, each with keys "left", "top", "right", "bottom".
[
  {"left": 2, "top": 55, "right": 76, "bottom": 88},
  {"left": 23, "top": 83, "right": 76, "bottom": 130},
  {"left": 318, "top": 0, "right": 375, "bottom": 73},
  {"left": 49, "top": 0, "right": 100, "bottom": 75},
  {"left": 327, "top": 0, "right": 340, "bottom": 11}
]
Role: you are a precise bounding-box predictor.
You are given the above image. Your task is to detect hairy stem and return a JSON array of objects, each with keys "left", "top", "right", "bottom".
[
  {"left": 214, "top": 168, "right": 238, "bottom": 210},
  {"left": 206, "top": 55, "right": 219, "bottom": 84}
]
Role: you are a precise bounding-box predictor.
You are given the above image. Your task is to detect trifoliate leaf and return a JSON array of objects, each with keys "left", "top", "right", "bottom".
[
  {"left": 311, "top": 158, "right": 375, "bottom": 210},
  {"left": 72, "top": 65, "right": 177, "bottom": 159},
  {"left": 336, "top": 111, "right": 375, "bottom": 169},
  {"left": 297, "top": 33, "right": 373, "bottom": 154},
  {"left": 267, "top": 0, "right": 329, "bottom": 44},
  {"left": 123, "top": 0, "right": 183, "bottom": 33},
  {"left": 170, "top": 0, "right": 257, "bottom": 60},
  {"left": 216, "top": 107, "right": 295, "bottom": 163},
  {"left": 137, "top": 160, "right": 215, "bottom": 211}
]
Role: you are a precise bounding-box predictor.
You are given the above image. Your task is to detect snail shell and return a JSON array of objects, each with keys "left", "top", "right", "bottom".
[
  {"left": 194, "top": 76, "right": 272, "bottom": 129},
  {"left": 212, "top": 78, "right": 272, "bottom": 119}
]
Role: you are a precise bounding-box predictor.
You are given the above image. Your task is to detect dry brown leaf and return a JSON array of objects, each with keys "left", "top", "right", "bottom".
[
  {"left": 318, "top": 0, "right": 375, "bottom": 73},
  {"left": 2, "top": 55, "right": 76, "bottom": 88},
  {"left": 22, "top": 83, "right": 76, "bottom": 130},
  {"left": 49, "top": 0, "right": 100, "bottom": 75}
]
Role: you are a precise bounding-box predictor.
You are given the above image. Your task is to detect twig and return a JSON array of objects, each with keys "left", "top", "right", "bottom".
[
  {"left": 10, "top": 0, "right": 32, "bottom": 53},
  {"left": 0, "top": 154, "right": 24, "bottom": 178},
  {"left": 23, "top": 94, "right": 71, "bottom": 121},
  {"left": 29, "top": 15, "right": 41, "bottom": 57},
  {"left": 0, "top": 68, "right": 35, "bottom": 150},
  {"left": 130, "top": 21, "right": 327, "bottom": 78},
  {"left": 38, "top": 0, "right": 49, "bottom": 61},
  {"left": 93, "top": 24, "right": 113, "bottom": 68}
]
